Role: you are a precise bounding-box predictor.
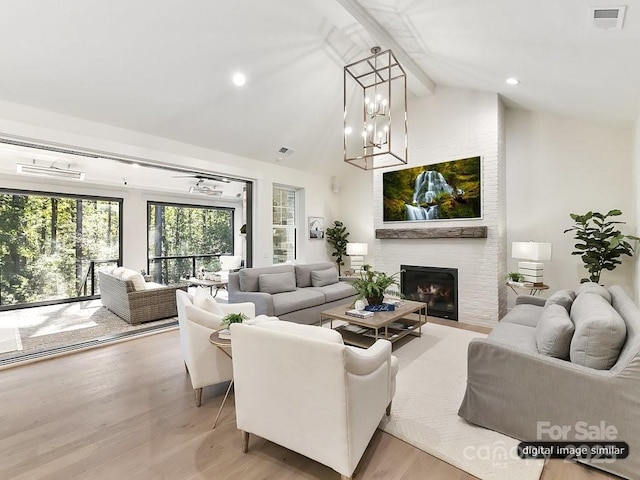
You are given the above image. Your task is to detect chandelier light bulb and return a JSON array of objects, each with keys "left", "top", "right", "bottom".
[{"left": 344, "top": 126, "right": 353, "bottom": 135}]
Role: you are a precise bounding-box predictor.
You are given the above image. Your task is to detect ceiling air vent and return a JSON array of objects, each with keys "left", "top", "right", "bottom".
[
  {"left": 276, "top": 146, "right": 295, "bottom": 162},
  {"left": 278, "top": 146, "right": 294, "bottom": 156},
  {"left": 589, "top": 6, "right": 626, "bottom": 29}
]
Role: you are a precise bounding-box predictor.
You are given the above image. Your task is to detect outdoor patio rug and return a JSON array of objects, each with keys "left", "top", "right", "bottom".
[
  {"left": 0, "top": 300, "right": 177, "bottom": 362},
  {"left": 0, "top": 327, "right": 22, "bottom": 354}
]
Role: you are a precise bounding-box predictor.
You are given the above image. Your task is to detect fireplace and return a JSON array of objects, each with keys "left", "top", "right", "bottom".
[{"left": 401, "top": 265, "right": 458, "bottom": 320}]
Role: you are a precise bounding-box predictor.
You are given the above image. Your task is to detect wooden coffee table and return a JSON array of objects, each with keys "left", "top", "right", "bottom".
[{"left": 320, "top": 300, "right": 427, "bottom": 348}]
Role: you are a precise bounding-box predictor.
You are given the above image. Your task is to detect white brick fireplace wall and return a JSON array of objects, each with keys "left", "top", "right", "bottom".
[{"left": 373, "top": 87, "right": 507, "bottom": 326}]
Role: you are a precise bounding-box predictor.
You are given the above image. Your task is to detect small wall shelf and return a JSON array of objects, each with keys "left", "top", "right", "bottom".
[{"left": 375, "top": 226, "right": 488, "bottom": 239}]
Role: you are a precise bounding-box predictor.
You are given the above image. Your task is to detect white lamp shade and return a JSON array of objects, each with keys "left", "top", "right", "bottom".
[
  {"left": 346, "top": 243, "right": 368, "bottom": 256},
  {"left": 512, "top": 241, "right": 552, "bottom": 261}
]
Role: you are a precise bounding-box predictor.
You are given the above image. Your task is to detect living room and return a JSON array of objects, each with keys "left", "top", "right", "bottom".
[{"left": 1, "top": 1, "right": 640, "bottom": 479}]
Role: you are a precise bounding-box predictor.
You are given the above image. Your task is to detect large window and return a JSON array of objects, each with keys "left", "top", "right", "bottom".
[
  {"left": 148, "top": 202, "right": 234, "bottom": 284},
  {"left": 272, "top": 186, "right": 297, "bottom": 264},
  {"left": 0, "top": 190, "right": 122, "bottom": 308}
]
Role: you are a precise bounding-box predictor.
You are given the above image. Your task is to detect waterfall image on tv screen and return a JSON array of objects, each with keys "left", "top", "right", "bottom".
[{"left": 383, "top": 156, "right": 481, "bottom": 222}]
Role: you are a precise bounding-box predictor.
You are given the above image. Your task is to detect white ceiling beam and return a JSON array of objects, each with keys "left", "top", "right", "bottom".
[{"left": 334, "top": 0, "right": 436, "bottom": 96}]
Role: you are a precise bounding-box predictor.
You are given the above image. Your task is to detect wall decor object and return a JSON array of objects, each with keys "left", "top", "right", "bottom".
[
  {"left": 308, "top": 216, "right": 325, "bottom": 239},
  {"left": 383, "top": 156, "right": 482, "bottom": 222}
]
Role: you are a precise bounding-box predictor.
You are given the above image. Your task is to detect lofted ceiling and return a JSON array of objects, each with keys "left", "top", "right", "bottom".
[{"left": 0, "top": 0, "right": 638, "bottom": 175}]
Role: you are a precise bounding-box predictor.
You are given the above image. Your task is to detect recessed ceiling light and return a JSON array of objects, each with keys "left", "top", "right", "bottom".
[
  {"left": 506, "top": 77, "right": 520, "bottom": 85},
  {"left": 232, "top": 72, "right": 246, "bottom": 87},
  {"left": 131, "top": 163, "right": 140, "bottom": 168}
]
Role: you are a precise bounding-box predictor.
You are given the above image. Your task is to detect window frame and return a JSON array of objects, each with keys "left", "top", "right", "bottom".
[
  {"left": 0, "top": 187, "right": 123, "bottom": 311},
  {"left": 272, "top": 185, "right": 298, "bottom": 264},
  {"left": 146, "top": 200, "right": 236, "bottom": 283}
]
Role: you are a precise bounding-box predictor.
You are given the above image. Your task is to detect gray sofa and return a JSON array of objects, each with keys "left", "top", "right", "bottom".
[
  {"left": 458, "top": 283, "right": 640, "bottom": 479},
  {"left": 228, "top": 262, "right": 357, "bottom": 325}
]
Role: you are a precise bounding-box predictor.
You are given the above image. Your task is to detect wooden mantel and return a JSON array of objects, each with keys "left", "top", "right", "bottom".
[{"left": 375, "top": 226, "right": 488, "bottom": 239}]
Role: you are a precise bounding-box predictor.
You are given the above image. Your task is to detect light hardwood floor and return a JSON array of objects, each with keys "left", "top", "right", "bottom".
[{"left": 0, "top": 319, "right": 620, "bottom": 479}]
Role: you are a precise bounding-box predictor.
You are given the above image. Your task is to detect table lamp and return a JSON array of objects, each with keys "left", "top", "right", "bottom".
[
  {"left": 512, "top": 241, "right": 552, "bottom": 285},
  {"left": 346, "top": 243, "right": 368, "bottom": 273}
]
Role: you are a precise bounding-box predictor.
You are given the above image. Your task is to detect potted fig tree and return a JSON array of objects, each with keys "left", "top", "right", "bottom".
[
  {"left": 326, "top": 220, "right": 349, "bottom": 275},
  {"left": 564, "top": 209, "right": 639, "bottom": 283}
]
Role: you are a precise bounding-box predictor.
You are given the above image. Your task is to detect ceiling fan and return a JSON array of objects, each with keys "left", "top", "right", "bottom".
[
  {"left": 174, "top": 173, "right": 231, "bottom": 183},
  {"left": 189, "top": 179, "right": 223, "bottom": 196}
]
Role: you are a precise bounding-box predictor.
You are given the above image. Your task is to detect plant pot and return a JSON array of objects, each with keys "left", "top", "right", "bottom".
[{"left": 367, "top": 296, "right": 384, "bottom": 306}]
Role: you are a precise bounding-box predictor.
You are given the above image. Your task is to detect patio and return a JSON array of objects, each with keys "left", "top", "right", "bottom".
[{"left": 0, "top": 287, "right": 225, "bottom": 366}]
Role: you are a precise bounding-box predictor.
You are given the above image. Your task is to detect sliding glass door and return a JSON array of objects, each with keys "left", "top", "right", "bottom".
[
  {"left": 0, "top": 189, "right": 122, "bottom": 309},
  {"left": 147, "top": 202, "right": 234, "bottom": 284}
]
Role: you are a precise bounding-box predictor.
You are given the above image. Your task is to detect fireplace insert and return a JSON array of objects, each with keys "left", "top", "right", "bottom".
[{"left": 401, "top": 265, "right": 458, "bottom": 320}]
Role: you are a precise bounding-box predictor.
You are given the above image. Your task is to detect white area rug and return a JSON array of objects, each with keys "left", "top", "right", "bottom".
[{"left": 379, "top": 323, "right": 544, "bottom": 480}]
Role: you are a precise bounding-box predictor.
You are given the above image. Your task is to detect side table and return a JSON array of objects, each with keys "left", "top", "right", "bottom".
[
  {"left": 209, "top": 330, "right": 233, "bottom": 429},
  {"left": 338, "top": 275, "right": 358, "bottom": 283},
  {"left": 506, "top": 281, "right": 549, "bottom": 296},
  {"left": 183, "top": 277, "right": 228, "bottom": 297}
]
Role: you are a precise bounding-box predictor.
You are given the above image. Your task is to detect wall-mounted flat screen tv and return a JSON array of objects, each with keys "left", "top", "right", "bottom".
[{"left": 383, "top": 156, "right": 482, "bottom": 222}]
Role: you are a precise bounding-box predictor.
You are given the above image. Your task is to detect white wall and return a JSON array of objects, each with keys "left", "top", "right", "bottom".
[
  {"left": 339, "top": 87, "right": 507, "bottom": 326},
  {"left": 506, "top": 110, "right": 635, "bottom": 303},
  {"left": 329, "top": 164, "right": 375, "bottom": 270},
  {"left": 0, "top": 100, "right": 340, "bottom": 269},
  {"left": 634, "top": 116, "right": 640, "bottom": 302}
]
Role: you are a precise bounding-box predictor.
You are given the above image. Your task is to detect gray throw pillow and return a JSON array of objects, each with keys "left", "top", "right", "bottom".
[
  {"left": 258, "top": 272, "right": 297, "bottom": 294},
  {"left": 295, "top": 263, "right": 333, "bottom": 288},
  {"left": 570, "top": 292, "right": 626, "bottom": 369},
  {"left": 577, "top": 282, "right": 612, "bottom": 303},
  {"left": 536, "top": 304, "right": 575, "bottom": 358},
  {"left": 544, "top": 289, "right": 576, "bottom": 313},
  {"left": 311, "top": 267, "right": 339, "bottom": 287}
]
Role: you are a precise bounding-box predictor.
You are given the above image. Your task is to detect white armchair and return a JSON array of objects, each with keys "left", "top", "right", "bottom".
[
  {"left": 230, "top": 320, "right": 398, "bottom": 479},
  {"left": 214, "top": 255, "right": 243, "bottom": 282},
  {"left": 175, "top": 289, "right": 255, "bottom": 407}
]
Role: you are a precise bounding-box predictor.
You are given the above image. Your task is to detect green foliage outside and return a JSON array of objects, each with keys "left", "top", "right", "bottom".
[
  {"left": 0, "top": 193, "right": 120, "bottom": 306},
  {"left": 383, "top": 156, "right": 481, "bottom": 221},
  {"left": 147, "top": 203, "right": 233, "bottom": 283},
  {"left": 0, "top": 194, "right": 235, "bottom": 307},
  {"left": 564, "top": 209, "right": 639, "bottom": 283}
]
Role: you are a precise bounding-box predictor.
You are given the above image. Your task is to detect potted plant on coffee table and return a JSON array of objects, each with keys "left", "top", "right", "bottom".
[{"left": 351, "top": 264, "right": 403, "bottom": 306}]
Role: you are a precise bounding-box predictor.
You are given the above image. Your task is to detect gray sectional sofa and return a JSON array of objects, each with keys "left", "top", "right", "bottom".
[
  {"left": 227, "top": 262, "right": 357, "bottom": 325},
  {"left": 458, "top": 283, "right": 640, "bottom": 479}
]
